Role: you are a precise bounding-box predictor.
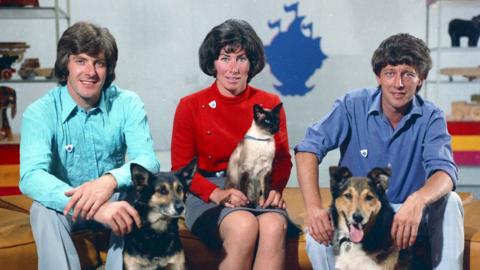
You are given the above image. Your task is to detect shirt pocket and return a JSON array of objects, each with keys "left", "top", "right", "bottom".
[{"left": 104, "top": 124, "right": 125, "bottom": 166}]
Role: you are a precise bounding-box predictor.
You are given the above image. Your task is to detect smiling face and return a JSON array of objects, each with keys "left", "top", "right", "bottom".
[
  {"left": 334, "top": 178, "right": 382, "bottom": 243},
  {"left": 214, "top": 47, "right": 250, "bottom": 97},
  {"left": 66, "top": 52, "right": 107, "bottom": 110},
  {"left": 376, "top": 64, "right": 423, "bottom": 118}
]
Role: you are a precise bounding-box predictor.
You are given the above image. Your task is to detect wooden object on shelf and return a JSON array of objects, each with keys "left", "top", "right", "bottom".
[
  {"left": 471, "top": 94, "right": 480, "bottom": 103},
  {"left": 0, "top": 42, "right": 29, "bottom": 59},
  {"left": 0, "top": 42, "right": 30, "bottom": 80},
  {"left": 18, "top": 58, "right": 53, "bottom": 80},
  {"left": 450, "top": 101, "right": 480, "bottom": 121},
  {"left": 0, "top": 86, "right": 16, "bottom": 141},
  {"left": 441, "top": 67, "right": 480, "bottom": 81}
]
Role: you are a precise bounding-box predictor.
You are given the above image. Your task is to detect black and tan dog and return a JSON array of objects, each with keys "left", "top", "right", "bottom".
[
  {"left": 123, "top": 160, "right": 196, "bottom": 270},
  {"left": 329, "top": 166, "right": 410, "bottom": 270}
]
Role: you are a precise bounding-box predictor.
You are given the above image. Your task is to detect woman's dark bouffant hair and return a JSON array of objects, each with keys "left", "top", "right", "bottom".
[
  {"left": 55, "top": 21, "right": 118, "bottom": 89},
  {"left": 371, "top": 33, "right": 432, "bottom": 91},
  {"left": 199, "top": 19, "right": 265, "bottom": 83}
]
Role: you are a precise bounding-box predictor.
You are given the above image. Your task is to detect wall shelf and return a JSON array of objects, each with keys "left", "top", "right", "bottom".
[
  {"left": 0, "top": 7, "right": 69, "bottom": 20},
  {"left": 0, "top": 0, "right": 70, "bottom": 43}
]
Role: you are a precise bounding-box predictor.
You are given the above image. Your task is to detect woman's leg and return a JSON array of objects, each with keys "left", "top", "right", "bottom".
[
  {"left": 219, "top": 210, "right": 259, "bottom": 270},
  {"left": 253, "top": 212, "right": 288, "bottom": 270}
]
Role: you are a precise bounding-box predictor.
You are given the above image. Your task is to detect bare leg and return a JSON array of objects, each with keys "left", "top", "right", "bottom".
[
  {"left": 219, "top": 210, "right": 259, "bottom": 270},
  {"left": 253, "top": 212, "right": 287, "bottom": 270}
]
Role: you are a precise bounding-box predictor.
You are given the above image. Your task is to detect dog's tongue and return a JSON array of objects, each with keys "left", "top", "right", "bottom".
[{"left": 349, "top": 224, "right": 364, "bottom": 243}]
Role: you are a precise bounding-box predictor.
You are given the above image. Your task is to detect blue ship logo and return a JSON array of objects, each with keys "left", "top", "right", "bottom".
[{"left": 265, "top": 2, "right": 327, "bottom": 96}]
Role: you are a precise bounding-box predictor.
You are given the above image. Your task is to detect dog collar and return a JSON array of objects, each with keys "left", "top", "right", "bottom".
[
  {"left": 338, "top": 236, "right": 351, "bottom": 246},
  {"left": 244, "top": 134, "right": 272, "bottom": 141}
]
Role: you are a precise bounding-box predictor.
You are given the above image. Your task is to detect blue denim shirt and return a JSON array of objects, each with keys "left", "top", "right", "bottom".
[
  {"left": 19, "top": 85, "right": 160, "bottom": 211},
  {"left": 295, "top": 88, "right": 457, "bottom": 203}
]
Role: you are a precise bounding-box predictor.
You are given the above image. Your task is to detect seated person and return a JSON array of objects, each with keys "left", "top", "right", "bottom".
[
  {"left": 19, "top": 21, "right": 159, "bottom": 270},
  {"left": 295, "top": 33, "right": 464, "bottom": 270},
  {"left": 171, "top": 19, "right": 293, "bottom": 269}
]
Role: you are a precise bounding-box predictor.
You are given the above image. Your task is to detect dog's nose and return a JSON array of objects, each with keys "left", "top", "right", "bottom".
[
  {"left": 353, "top": 212, "right": 363, "bottom": 223},
  {"left": 175, "top": 204, "right": 185, "bottom": 214}
]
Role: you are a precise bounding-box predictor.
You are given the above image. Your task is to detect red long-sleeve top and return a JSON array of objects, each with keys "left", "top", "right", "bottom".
[{"left": 171, "top": 82, "right": 292, "bottom": 202}]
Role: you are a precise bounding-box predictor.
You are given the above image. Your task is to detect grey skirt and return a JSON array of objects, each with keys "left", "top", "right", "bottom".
[{"left": 185, "top": 176, "right": 300, "bottom": 249}]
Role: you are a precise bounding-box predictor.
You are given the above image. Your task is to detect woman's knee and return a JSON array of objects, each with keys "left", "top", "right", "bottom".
[
  {"left": 258, "top": 213, "right": 287, "bottom": 238},
  {"left": 220, "top": 211, "right": 259, "bottom": 243}
]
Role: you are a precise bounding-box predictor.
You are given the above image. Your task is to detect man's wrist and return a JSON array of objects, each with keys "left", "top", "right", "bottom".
[
  {"left": 102, "top": 173, "right": 118, "bottom": 191},
  {"left": 407, "top": 192, "right": 427, "bottom": 208}
]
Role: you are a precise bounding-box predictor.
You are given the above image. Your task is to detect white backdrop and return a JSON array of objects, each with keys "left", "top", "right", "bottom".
[
  {"left": 4, "top": 0, "right": 478, "bottom": 194},
  {"left": 2, "top": 0, "right": 426, "bottom": 149}
]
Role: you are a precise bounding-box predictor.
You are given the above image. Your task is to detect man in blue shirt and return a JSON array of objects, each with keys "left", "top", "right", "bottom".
[
  {"left": 295, "top": 33, "right": 464, "bottom": 269},
  {"left": 19, "top": 21, "right": 160, "bottom": 269}
]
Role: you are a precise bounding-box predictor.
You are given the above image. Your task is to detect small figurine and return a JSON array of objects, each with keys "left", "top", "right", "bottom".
[
  {"left": 19, "top": 58, "right": 54, "bottom": 80},
  {"left": 448, "top": 14, "right": 480, "bottom": 47},
  {"left": 0, "top": 86, "right": 16, "bottom": 141},
  {"left": 0, "top": 42, "right": 30, "bottom": 80}
]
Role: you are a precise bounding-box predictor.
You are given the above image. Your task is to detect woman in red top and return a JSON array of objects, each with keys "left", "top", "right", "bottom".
[{"left": 171, "top": 19, "right": 293, "bottom": 269}]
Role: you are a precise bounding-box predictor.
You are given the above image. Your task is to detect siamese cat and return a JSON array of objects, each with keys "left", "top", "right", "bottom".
[{"left": 225, "top": 103, "right": 283, "bottom": 206}]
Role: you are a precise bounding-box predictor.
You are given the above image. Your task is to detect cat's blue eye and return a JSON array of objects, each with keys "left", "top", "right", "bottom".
[{"left": 265, "top": 119, "right": 271, "bottom": 124}]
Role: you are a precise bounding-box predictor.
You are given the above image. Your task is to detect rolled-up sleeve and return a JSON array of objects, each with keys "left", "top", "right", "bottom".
[{"left": 294, "top": 99, "right": 351, "bottom": 163}]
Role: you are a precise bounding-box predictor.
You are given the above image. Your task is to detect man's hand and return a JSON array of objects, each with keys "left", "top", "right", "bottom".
[
  {"left": 391, "top": 193, "right": 426, "bottom": 249},
  {"left": 93, "top": 201, "right": 141, "bottom": 236},
  {"left": 259, "top": 190, "right": 286, "bottom": 209},
  {"left": 209, "top": 188, "right": 249, "bottom": 208},
  {"left": 306, "top": 206, "right": 333, "bottom": 245},
  {"left": 64, "top": 174, "right": 117, "bottom": 221},
  {"left": 295, "top": 152, "right": 331, "bottom": 244}
]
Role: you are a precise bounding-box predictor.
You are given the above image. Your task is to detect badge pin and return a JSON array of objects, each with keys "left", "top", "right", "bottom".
[
  {"left": 360, "top": 149, "right": 368, "bottom": 158},
  {"left": 208, "top": 100, "right": 216, "bottom": 109},
  {"left": 65, "top": 144, "right": 74, "bottom": 153}
]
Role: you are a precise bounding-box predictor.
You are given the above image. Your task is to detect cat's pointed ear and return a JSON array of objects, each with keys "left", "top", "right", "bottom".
[
  {"left": 253, "top": 104, "right": 263, "bottom": 113},
  {"left": 272, "top": 103, "right": 283, "bottom": 114},
  {"left": 253, "top": 104, "right": 264, "bottom": 119}
]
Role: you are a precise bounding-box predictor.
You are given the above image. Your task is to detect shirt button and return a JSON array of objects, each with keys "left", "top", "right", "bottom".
[
  {"left": 201, "top": 105, "right": 206, "bottom": 109},
  {"left": 208, "top": 155, "right": 212, "bottom": 159},
  {"left": 207, "top": 130, "right": 212, "bottom": 135}
]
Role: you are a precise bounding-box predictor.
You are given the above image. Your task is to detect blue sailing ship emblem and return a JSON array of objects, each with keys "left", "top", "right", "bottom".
[{"left": 265, "top": 2, "right": 328, "bottom": 96}]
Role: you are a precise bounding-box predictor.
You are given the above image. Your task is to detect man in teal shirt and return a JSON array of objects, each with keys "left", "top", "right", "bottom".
[{"left": 19, "top": 21, "right": 159, "bottom": 269}]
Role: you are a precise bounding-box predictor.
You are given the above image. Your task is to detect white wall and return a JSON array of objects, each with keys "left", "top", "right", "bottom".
[{"left": 3, "top": 0, "right": 478, "bottom": 195}]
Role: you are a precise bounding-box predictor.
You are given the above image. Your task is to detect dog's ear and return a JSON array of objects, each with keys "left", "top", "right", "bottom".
[
  {"left": 329, "top": 166, "right": 352, "bottom": 182},
  {"left": 174, "top": 158, "right": 197, "bottom": 190},
  {"left": 329, "top": 166, "right": 352, "bottom": 196},
  {"left": 367, "top": 167, "right": 391, "bottom": 191},
  {"left": 130, "top": 163, "right": 151, "bottom": 189}
]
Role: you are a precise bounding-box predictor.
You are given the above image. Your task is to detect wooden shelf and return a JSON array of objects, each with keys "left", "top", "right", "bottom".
[
  {"left": 0, "top": 78, "right": 57, "bottom": 84},
  {"left": 0, "top": 7, "right": 68, "bottom": 20}
]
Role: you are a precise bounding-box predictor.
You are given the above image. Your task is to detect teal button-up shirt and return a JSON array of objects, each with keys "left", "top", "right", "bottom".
[{"left": 19, "top": 84, "right": 160, "bottom": 212}]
